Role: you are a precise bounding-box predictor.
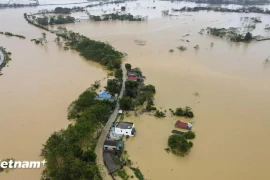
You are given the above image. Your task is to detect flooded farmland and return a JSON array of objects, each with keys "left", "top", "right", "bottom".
[{"left": 1, "top": 0, "right": 270, "bottom": 180}]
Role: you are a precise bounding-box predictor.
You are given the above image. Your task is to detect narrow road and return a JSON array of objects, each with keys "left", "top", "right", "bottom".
[{"left": 95, "top": 64, "right": 126, "bottom": 180}]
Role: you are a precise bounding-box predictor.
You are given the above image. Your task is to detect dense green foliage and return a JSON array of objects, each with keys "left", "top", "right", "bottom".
[
  {"left": 41, "top": 89, "right": 115, "bottom": 180},
  {"left": 184, "top": 131, "right": 196, "bottom": 139},
  {"left": 130, "top": 167, "right": 144, "bottom": 180},
  {"left": 115, "top": 169, "right": 129, "bottom": 180},
  {"left": 24, "top": 13, "right": 50, "bottom": 32},
  {"left": 244, "top": 32, "right": 253, "bottom": 41},
  {"left": 89, "top": 13, "right": 145, "bottom": 21},
  {"left": 207, "top": 27, "right": 254, "bottom": 42},
  {"left": 0, "top": 47, "right": 12, "bottom": 73},
  {"left": 173, "top": 6, "right": 270, "bottom": 15},
  {"left": 115, "top": 68, "right": 123, "bottom": 79},
  {"left": 175, "top": 106, "right": 194, "bottom": 118},
  {"left": 36, "top": 15, "right": 75, "bottom": 26},
  {"left": 77, "top": 39, "right": 122, "bottom": 70},
  {"left": 36, "top": 16, "right": 49, "bottom": 26},
  {"left": 168, "top": 134, "right": 193, "bottom": 156},
  {"left": 125, "top": 81, "right": 139, "bottom": 98},
  {"left": 154, "top": 110, "right": 166, "bottom": 118},
  {"left": 125, "top": 63, "right": 132, "bottom": 70},
  {"left": 55, "top": 28, "right": 123, "bottom": 70},
  {"left": 0, "top": 31, "right": 25, "bottom": 39},
  {"left": 123, "top": 65, "right": 156, "bottom": 111},
  {"left": 119, "top": 96, "right": 133, "bottom": 110},
  {"left": 67, "top": 90, "right": 114, "bottom": 120},
  {"left": 49, "top": 15, "right": 75, "bottom": 25},
  {"left": 135, "top": 84, "right": 156, "bottom": 109},
  {"left": 31, "top": 39, "right": 43, "bottom": 45},
  {"left": 106, "top": 79, "right": 122, "bottom": 95},
  {"left": 54, "top": 7, "right": 71, "bottom": 14}
]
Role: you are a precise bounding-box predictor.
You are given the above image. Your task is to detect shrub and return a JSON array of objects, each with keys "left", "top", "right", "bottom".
[
  {"left": 130, "top": 167, "right": 144, "bottom": 180},
  {"left": 125, "top": 63, "right": 132, "bottom": 70},
  {"left": 184, "top": 131, "right": 196, "bottom": 139},
  {"left": 168, "top": 134, "right": 193, "bottom": 156},
  {"left": 154, "top": 110, "right": 166, "bottom": 118}
]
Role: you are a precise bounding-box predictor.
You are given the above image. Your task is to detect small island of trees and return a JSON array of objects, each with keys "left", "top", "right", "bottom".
[
  {"left": 172, "top": 6, "right": 270, "bottom": 15},
  {"left": 0, "top": 31, "right": 26, "bottom": 39},
  {"left": 88, "top": 13, "right": 147, "bottom": 21},
  {"left": 206, "top": 27, "right": 254, "bottom": 42},
  {"left": 167, "top": 133, "right": 194, "bottom": 156},
  {"left": 0, "top": 47, "right": 12, "bottom": 76}
]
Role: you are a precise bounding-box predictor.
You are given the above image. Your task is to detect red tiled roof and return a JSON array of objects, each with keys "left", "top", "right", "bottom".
[
  {"left": 127, "top": 76, "right": 137, "bottom": 81},
  {"left": 175, "top": 120, "right": 187, "bottom": 129}
]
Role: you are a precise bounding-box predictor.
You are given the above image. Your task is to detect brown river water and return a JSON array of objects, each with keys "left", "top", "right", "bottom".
[{"left": 1, "top": 0, "right": 270, "bottom": 179}]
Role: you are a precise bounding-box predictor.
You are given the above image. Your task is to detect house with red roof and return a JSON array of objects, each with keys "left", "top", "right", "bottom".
[{"left": 127, "top": 76, "right": 138, "bottom": 81}]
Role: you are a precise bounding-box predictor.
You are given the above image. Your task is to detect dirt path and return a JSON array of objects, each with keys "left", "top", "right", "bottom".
[{"left": 95, "top": 64, "right": 126, "bottom": 180}]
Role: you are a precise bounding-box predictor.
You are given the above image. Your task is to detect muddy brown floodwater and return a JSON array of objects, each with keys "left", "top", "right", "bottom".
[
  {"left": 0, "top": 7, "right": 107, "bottom": 180},
  {"left": 1, "top": 0, "right": 270, "bottom": 180}
]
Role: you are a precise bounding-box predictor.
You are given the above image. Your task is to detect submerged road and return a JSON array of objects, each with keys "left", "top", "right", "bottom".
[{"left": 95, "top": 64, "right": 126, "bottom": 180}]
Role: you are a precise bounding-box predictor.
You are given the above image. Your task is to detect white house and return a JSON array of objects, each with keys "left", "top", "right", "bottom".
[{"left": 114, "top": 122, "right": 136, "bottom": 136}]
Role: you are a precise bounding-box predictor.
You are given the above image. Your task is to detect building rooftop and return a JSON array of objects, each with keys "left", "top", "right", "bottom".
[
  {"left": 116, "top": 122, "right": 134, "bottom": 129},
  {"left": 127, "top": 76, "right": 138, "bottom": 81},
  {"left": 103, "top": 152, "right": 121, "bottom": 173},
  {"left": 104, "top": 140, "right": 117, "bottom": 146}
]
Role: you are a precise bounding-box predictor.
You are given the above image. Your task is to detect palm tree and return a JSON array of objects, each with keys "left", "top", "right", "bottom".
[
  {"left": 41, "top": 32, "right": 47, "bottom": 43},
  {"left": 183, "top": 106, "right": 194, "bottom": 118}
]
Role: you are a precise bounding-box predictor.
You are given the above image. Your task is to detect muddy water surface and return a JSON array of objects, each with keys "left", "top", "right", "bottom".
[
  {"left": 0, "top": 8, "right": 107, "bottom": 180},
  {"left": 63, "top": 4, "right": 270, "bottom": 180}
]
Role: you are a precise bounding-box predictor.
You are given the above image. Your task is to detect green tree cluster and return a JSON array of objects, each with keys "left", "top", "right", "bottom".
[
  {"left": 119, "top": 96, "right": 133, "bottom": 110},
  {"left": 130, "top": 167, "right": 144, "bottom": 180},
  {"left": 24, "top": 13, "right": 50, "bottom": 32},
  {"left": 42, "top": 89, "right": 115, "bottom": 180},
  {"left": 115, "top": 68, "right": 123, "bottom": 79},
  {"left": 1, "top": 32, "right": 25, "bottom": 39},
  {"left": 49, "top": 15, "right": 75, "bottom": 25},
  {"left": 154, "top": 110, "right": 166, "bottom": 118},
  {"left": 75, "top": 39, "right": 123, "bottom": 70},
  {"left": 106, "top": 79, "right": 122, "bottom": 95},
  {"left": 54, "top": 7, "right": 72, "bottom": 14},
  {"left": 184, "top": 131, "right": 196, "bottom": 139},
  {"left": 168, "top": 134, "right": 193, "bottom": 156},
  {"left": 36, "top": 16, "right": 49, "bottom": 26},
  {"left": 174, "top": 106, "right": 194, "bottom": 118},
  {"left": 125, "top": 81, "right": 139, "bottom": 98},
  {"left": 125, "top": 63, "right": 131, "bottom": 71}
]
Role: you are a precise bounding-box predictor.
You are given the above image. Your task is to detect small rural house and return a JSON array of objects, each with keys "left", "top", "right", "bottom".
[
  {"left": 127, "top": 76, "right": 138, "bottom": 81},
  {"left": 104, "top": 139, "right": 124, "bottom": 153},
  {"left": 114, "top": 122, "right": 136, "bottom": 136},
  {"left": 95, "top": 90, "right": 115, "bottom": 102},
  {"left": 98, "top": 91, "right": 112, "bottom": 99},
  {"left": 103, "top": 152, "right": 121, "bottom": 173},
  {"left": 175, "top": 120, "right": 192, "bottom": 130}
]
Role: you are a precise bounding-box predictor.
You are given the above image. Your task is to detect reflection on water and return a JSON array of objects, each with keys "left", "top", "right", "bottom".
[{"left": 1, "top": 0, "right": 270, "bottom": 179}]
